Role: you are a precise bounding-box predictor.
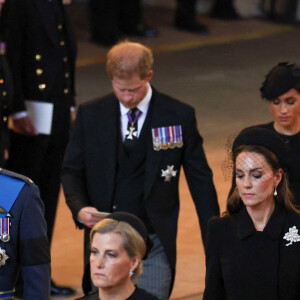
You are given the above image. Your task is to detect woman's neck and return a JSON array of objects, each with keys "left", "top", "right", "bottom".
[
  {"left": 274, "top": 118, "right": 300, "bottom": 136},
  {"left": 98, "top": 281, "right": 135, "bottom": 300},
  {"left": 246, "top": 199, "right": 275, "bottom": 231}
]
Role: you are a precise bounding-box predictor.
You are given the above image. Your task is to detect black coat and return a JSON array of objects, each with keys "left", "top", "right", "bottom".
[
  {"left": 0, "top": 169, "right": 51, "bottom": 299},
  {"left": 203, "top": 205, "right": 300, "bottom": 300},
  {"left": 62, "top": 88, "right": 219, "bottom": 279},
  {"left": 76, "top": 287, "right": 160, "bottom": 300}
]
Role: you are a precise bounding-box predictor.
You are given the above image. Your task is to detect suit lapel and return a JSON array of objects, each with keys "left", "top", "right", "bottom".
[
  {"left": 144, "top": 90, "right": 165, "bottom": 199},
  {"left": 36, "top": 0, "right": 59, "bottom": 46},
  {"left": 97, "top": 97, "right": 119, "bottom": 205}
]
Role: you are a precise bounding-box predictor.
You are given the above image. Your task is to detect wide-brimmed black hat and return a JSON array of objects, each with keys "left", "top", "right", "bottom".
[{"left": 260, "top": 62, "right": 300, "bottom": 100}]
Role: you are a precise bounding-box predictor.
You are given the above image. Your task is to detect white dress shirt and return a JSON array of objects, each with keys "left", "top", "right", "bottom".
[{"left": 119, "top": 84, "right": 152, "bottom": 141}]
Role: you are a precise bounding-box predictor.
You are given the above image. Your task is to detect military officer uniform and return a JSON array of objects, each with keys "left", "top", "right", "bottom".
[
  {"left": 5, "top": 0, "right": 77, "bottom": 245},
  {"left": 0, "top": 168, "right": 51, "bottom": 299}
]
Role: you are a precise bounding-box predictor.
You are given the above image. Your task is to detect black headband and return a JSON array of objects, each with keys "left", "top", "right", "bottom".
[{"left": 106, "top": 212, "right": 153, "bottom": 259}]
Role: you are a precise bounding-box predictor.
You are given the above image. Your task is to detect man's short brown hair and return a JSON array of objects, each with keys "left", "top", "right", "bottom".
[{"left": 106, "top": 41, "right": 153, "bottom": 80}]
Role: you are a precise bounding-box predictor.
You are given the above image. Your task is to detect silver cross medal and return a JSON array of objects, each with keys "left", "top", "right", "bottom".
[
  {"left": 161, "top": 165, "right": 177, "bottom": 182},
  {"left": 126, "top": 126, "right": 137, "bottom": 140},
  {"left": 0, "top": 247, "right": 8, "bottom": 267}
]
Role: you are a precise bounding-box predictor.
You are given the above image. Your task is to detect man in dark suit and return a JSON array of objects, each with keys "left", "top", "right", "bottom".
[
  {"left": 0, "top": 169, "right": 51, "bottom": 299},
  {"left": 4, "top": 0, "right": 76, "bottom": 296},
  {"left": 62, "top": 41, "right": 219, "bottom": 299}
]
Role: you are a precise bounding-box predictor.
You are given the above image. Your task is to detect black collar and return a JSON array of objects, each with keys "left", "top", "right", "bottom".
[{"left": 236, "top": 204, "right": 286, "bottom": 240}]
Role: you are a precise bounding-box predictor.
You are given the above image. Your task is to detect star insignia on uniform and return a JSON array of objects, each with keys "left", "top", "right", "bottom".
[
  {"left": 283, "top": 226, "right": 300, "bottom": 246},
  {"left": 161, "top": 165, "right": 177, "bottom": 182},
  {"left": 0, "top": 247, "right": 9, "bottom": 267},
  {"left": 126, "top": 127, "right": 137, "bottom": 140}
]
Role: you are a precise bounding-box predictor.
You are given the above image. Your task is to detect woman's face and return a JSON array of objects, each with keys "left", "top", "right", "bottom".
[
  {"left": 235, "top": 152, "right": 282, "bottom": 209},
  {"left": 269, "top": 88, "right": 300, "bottom": 132},
  {"left": 90, "top": 232, "right": 139, "bottom": 289}
]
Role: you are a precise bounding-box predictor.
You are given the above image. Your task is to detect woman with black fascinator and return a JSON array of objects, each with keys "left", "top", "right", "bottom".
[{"left": 203, "top": 127, "right": 300, "bottom": 299}]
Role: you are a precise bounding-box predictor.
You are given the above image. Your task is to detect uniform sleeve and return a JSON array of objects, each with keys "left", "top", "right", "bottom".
[
  {"left": 182, "top": 108, "right": 220, "bottom": 245},
  {"left": 19, "top": 183, "right": 51, "bottom": 300},
  {"left": 61, "top": 106, "right": 90, "bottom": 226},
  {"left": 203, "top": 220, "right": 226, "bottom": 300}
]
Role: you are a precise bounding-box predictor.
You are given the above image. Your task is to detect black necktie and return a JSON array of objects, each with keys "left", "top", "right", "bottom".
[{"left": 124, "top": 108, "right": 140, "bottom": 153}]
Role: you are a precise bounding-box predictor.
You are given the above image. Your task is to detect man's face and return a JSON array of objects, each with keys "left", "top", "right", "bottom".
[
  {"left": 111, "top": 71, "right": 153, "bottom": 109},
  {"left": 269, "top": 88, "right": 300, "bottom": 133}
]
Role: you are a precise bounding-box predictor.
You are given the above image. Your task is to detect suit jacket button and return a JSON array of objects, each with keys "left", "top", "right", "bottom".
[
  {"left": 0, "top": 79, "right": 3, "bottom": 84},
  {"left": 64, "top": 88, "right": 69, "bottom": 94},
  {"left": 58, "top": 24, "right": 63, "bottom": 30},
  {"left": 2, "top": 91, "right": 6, "bottom": 96},
  {"left": 3, "top": 116, "right": 7, "bottom": 122},
  {"left": 39, "top": 84, "right": 46, "bottom": 90},
  {"left": 36, "top": 68, "right": 43, "bottom": 75},
  {"left": 35, "top": 54, "right": 42, "bottom": 61},
  {"left": 112, "top": 205, "right": 117, "bottom": 210},
  {"left": 60, "top": 40, "right": 65, "bottom": 46}
]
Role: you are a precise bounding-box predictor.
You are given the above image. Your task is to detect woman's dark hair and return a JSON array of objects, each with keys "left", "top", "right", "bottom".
[{"left": 225, "top": 145, "right": 299, "bottom": 215}]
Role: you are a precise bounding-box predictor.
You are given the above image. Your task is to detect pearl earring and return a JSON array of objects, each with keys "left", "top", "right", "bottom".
[{"left": 274, "top": 186, "right": 278, "bottom": 196}]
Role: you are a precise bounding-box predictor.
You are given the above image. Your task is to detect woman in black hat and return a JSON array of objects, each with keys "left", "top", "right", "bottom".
[
  {"left": 203, "top": 127, "right": 300, "bottom": 299},
  {"left": 76, "top": 212, "right": 159, "bottom": 300}
]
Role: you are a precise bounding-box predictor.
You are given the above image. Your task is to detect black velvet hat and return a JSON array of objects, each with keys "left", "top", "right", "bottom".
[
  {"left": 260, "top": 62, "right": 300, "bottom": 100},
  {"left": 232, "top": 127, "right": 288, "bottom": 170},
  {"left": 106, "top": 212, "right": 153, "bottom": 258}
]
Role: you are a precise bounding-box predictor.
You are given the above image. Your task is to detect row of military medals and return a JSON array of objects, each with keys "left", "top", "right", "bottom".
[
  {"left": 152, "top": 125, "right": 184, "bottom": 151},
  {"left": 0, "top": 216, "right": 10, "bottom": 267}
]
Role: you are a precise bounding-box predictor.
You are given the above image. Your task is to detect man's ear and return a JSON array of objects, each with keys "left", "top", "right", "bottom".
[{"left": 145, "top": 70, "right": 153, "bottom": 82}]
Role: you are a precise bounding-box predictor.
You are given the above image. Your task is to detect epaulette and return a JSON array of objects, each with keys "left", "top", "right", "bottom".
[
  {"left": 0, "top": 169, "right": 29, "bottom": 218},
  {"left": 0, "top": 168, "right": 34, "bottom": 185}
]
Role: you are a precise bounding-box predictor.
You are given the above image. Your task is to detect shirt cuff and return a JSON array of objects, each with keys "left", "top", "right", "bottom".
[
  {"left": 11, "top": 111, "right": 28, "bottom": 119},
  {"left": 77, "top": 215, "right": 83, "bottom": 224}
]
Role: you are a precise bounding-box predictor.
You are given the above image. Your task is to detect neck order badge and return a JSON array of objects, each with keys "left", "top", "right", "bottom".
[{"left": 125, "top": 108, "right": 142, "bottom": 140}]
